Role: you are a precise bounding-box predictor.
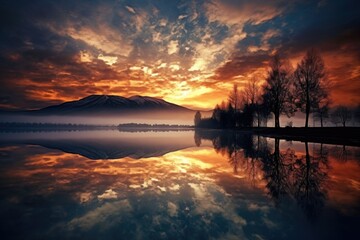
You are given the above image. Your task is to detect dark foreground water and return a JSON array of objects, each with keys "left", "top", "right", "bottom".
[{"left": 0, "top": 130, "right": 359, "bottom": 240}]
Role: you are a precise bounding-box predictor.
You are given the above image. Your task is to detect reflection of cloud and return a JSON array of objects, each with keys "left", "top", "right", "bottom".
[
  {"left": 167, "top": 202, "right": 178, "bottom": 216},
  {"left": 262, "top": 217, "right": 277, "bottom": 229},
  {"left": 68, "top": 200, "right": 131, "bottom": 230},
  {"left": 80, "top": 192, "right": 92, "bottom": 204},
  {"left": 97, "top": 189, "right": 118, "bottom": 200},
  {"left": 2, "top": 137, "right": 360, "bottom": 239},
  {"left": 248, "top": 203, "right": 270, "bottom": 212}
]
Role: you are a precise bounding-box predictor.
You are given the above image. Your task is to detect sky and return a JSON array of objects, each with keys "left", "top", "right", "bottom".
[{"left": 0, "top": 0, "right": 359, "bottom": 110}]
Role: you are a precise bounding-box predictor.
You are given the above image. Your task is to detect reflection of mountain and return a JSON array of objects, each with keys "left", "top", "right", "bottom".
[
  {"left": 0, "top": 131, "right": 195, "bottom": 160},
  {"left": 33, "top": 140, "right": 192, "bottom": 160}
]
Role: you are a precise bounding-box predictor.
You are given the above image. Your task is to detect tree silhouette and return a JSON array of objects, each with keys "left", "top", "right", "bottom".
[
  {"left": 256, "top": 92, "right": 273, "bottom": 127},
  {"left": 331, "top": 106, "right": 351, "bottom": 127},
  {"left": 228, "top": 84, "right": 242, "bottom": 112},
  {"left": 194, "top": 111, "right": 202, "bottom": 127},
  {"left": 242, "top": 77, "right": 260, "bottom": 106},
  {"left": 294, "top": 49, "right": 329, "bottom": 128},
  {"left": 355, "top": 105, "right": 360, "bottom": 126},
  {"left": 242, "top": 77, "right": 263, "bottom": 127},
  {"left": 313, "top": 99, "right": 330, "bottom": 127},
  {"left": 262, "top": 54, "right": 295, "bottom": 128}
]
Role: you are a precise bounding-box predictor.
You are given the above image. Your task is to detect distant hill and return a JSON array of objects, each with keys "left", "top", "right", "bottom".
[{"left": 28, "top": 94, "right": 194, "bottom": 115}]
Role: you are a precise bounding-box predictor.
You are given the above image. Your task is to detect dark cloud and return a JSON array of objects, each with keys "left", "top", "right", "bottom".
[{"left": 214, "top": 53, "right": 270, "bottom": 81}]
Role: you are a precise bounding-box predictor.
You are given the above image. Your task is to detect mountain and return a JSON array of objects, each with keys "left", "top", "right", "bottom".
[{"left": 33, "top": 94, "right": 193, "bottom": 115}]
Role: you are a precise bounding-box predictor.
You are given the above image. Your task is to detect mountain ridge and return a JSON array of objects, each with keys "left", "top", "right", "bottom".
[{"left": 34, "top": 94, "right": 194, "bottom": 115}]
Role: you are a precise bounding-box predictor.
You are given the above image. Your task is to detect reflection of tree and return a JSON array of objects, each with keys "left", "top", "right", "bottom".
[
  {"left": 332, "top": 145, "right": 349, "bottom": 162},
  {"left": 194, "top": 131, "right": 201, "bottom": 147},
  {"left": 261, "top": 140, "right": 329, "bottom": 219},
  {"left": 255, "top": 139, "right": 329, "bottom": 222},
  {"left": 261, "top": 138, "right": 293, "bottom": 204},
  {"left": 195, "top": 130, "right": 331, "bottom": 220},
  {"left": 247, "top": 136, "right": 270, "bottom": 185},
  {"left": 197, "top": 130, "right": 269, "bottom": 183},
  {"left": 228, "top": 149, "right": 244, "bottom": 174},
  {"left": 292, "top": 142, "right": 329, "bottom": 220}
]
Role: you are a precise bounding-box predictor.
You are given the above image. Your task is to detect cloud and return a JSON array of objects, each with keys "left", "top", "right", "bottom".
[
  {"left": 178, "top": 14, "right": 188, "bottom": 20},
  {"left": 97, "top": 54, "right": 118, "bottom": 66},
  {"left": 205, "top": 0, "right": 285, "bottom": 26},
  {"left": 97, "top": 189, "right": 118, "bottom": 200},
  {"left": 214, "top": 53, "right": 269, "bottom": 81},
  {"left": 125, "top": 5, "right": 136, "bottom": 14},
  {"left": 58, "top": 25, "right": 132, "bottom": 57},
  {"left": 167, "top": 40, "right": 179, "bottom": 55},
  {"left": 80, "top": 51, "right": 93, "bottom": 63},
  {"left": 0, "top": 0, "right": 359, "bottom": 110}
]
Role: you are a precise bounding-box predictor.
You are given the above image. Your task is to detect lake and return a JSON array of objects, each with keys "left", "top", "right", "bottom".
[{"left": 0, "top": 130, "right": 359, "bottom": 240}]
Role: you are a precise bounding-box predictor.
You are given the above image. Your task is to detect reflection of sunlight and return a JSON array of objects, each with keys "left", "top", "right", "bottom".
[{"left": 327, "top": 158, "right": 360, "bottom": 215}]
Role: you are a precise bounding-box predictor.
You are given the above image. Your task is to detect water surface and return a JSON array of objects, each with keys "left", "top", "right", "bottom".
[{"left": 0, "top": 130, "right": 359, "bottom": 239}]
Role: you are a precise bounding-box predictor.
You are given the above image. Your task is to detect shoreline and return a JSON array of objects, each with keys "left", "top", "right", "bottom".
[{"left": 195, "top": 127, "right": 360, "bottom": 147}]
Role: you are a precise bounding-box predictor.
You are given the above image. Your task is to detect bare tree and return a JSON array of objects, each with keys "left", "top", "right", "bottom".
[
  {"left": 241, "top": 77, "right": 262, "bottom": 126},
  {"left": 294, "top": 49, "right": 328, "bottom": 128},
  {"left": 313, "top": 99, "right": 330, "bottom": 127},
  {"left": 262, "top": 54, "right": 295, "bottom": 128},
  {"left": 242, "top": 77, "right": 273, "bottom": 127},
  {"left": 243, "top": 77, "right": 260, "bottom": 105},
  {"left": 228, "top": 84, "right": 242, "bottom": 111},
  {"left": 331, "top": 106, "right": 351, "bottom": 127}
]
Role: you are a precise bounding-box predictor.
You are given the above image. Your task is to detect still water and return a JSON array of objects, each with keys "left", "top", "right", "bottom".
[{"left": 0, "top": 130, "right": 359, "bottom": 240}]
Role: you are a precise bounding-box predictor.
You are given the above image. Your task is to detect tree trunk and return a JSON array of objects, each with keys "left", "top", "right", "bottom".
[
  {"left": 305, "top": 109, "right": 310, "bottom": 128},
  {"left": 305, "top": 101, "right": 310, "bottom": 128},
  {"left": 305, "top": 80, "right": 310, "bottom": 128},
  {"left": 343, "top": 121, "right": 346, "bottom": 127},
  {"left": 320, "top": 116, "right": 323, "bottom": 127},
  {"left": 275, "top": 111, "right": 280, "bottom": 128}
]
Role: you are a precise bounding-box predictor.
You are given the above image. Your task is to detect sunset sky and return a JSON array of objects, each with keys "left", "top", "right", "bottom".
[{"left": 0, "top": 0, "right": 359, "bottom": 110}]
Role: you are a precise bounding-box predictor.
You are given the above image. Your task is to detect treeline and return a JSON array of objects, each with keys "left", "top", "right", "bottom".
[
  {"left": 195, "top": 49, "right": 360, "bottom": 128},
  {"left": 118, "top": 123, "right": 193, "bottom": 128}
]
